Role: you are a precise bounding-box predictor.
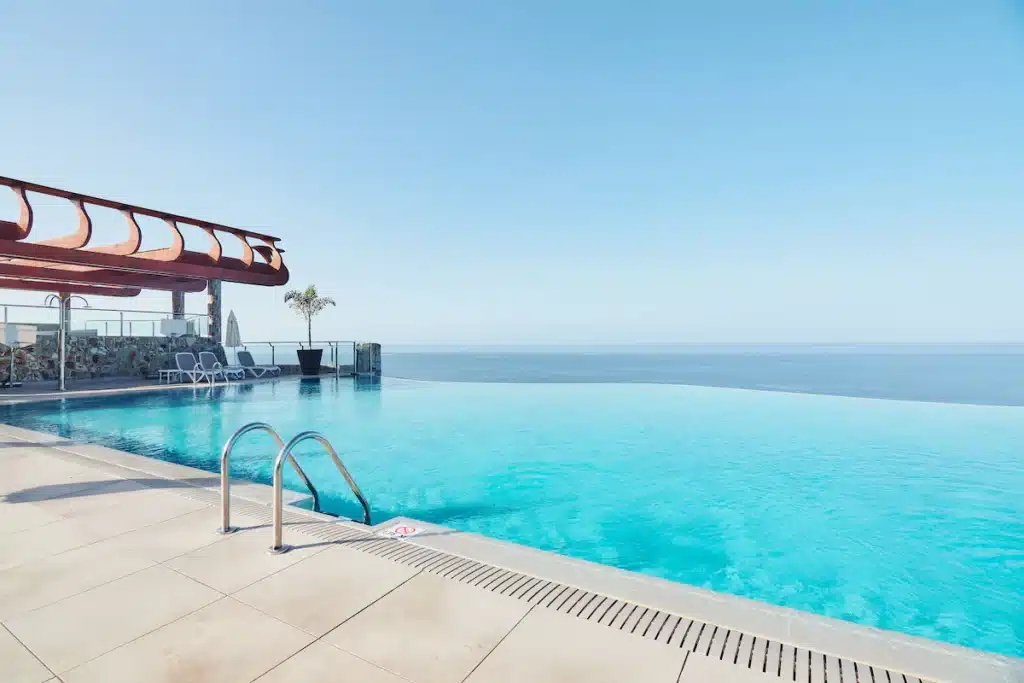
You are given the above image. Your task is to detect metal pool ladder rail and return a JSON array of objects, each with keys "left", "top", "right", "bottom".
[
  {"left": 218, "top": 422, "right": 323, "bottom": 534},
  {"left": 270, "top": 430, "right": 371, "bottom": 554}
]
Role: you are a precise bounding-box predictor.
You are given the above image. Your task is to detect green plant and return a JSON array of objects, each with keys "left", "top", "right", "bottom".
[{"left": 283, "top": 285, "right": 336, "bottom": 346}]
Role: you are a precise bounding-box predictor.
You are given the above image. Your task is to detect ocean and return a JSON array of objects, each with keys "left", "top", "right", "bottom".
[{"left": 382, "top": 344, "right": 1024, "bottom": 406}]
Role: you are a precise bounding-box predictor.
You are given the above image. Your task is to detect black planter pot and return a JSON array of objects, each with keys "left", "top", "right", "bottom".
[{"left": 296, "top": 348, "right": 323, "bottom": 376}]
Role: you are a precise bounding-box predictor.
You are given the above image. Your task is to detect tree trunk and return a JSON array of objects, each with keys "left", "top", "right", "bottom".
[{"left": 307, "top": 316, "right": 312, "bottom": 347}]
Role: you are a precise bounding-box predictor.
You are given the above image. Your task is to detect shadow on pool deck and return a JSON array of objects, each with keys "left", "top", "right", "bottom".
[
  {"left": 0, "top": 440, "right": 77, "bottom": 448},
  {"left": 2, "top": 477, "right": 220, "bottom": 504}
]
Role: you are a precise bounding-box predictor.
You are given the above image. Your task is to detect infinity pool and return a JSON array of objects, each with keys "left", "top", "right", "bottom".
[{"left": 3, "top": 378, "right": 1022, "bottom": 657}]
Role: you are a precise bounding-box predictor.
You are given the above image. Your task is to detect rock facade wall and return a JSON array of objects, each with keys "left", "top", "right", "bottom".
[{"left": 0, "top": 336, "right": 226, "bottom": 382}]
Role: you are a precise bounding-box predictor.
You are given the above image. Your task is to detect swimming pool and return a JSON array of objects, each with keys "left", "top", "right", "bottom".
[{"left": 3, "top": 377, "right": 1022, "bottom": 657}]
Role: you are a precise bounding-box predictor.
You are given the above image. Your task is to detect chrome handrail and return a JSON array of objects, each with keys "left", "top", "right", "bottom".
[
  {"left": 270, "top": 430, "right": 371, "bottom": 554},
  {"left": 218, "top": 422, "right": 322, "bottom": 534}
]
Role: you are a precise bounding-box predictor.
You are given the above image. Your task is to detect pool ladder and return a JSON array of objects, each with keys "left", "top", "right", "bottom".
[{"left": 219, "top": 422, "right": 371, "bottom": 554}]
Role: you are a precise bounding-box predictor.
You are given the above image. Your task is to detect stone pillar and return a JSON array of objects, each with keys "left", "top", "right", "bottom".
[
  {"left": 171, "top": 291, "right": 185, "bottom": 320},
  {"left": 206, "top": 279, "right": 222, "bottom": 343}
]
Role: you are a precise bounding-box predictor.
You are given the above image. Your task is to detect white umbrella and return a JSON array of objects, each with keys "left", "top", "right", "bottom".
[{"left": 225, "top": 310, "right": 242, "bottom": 363}]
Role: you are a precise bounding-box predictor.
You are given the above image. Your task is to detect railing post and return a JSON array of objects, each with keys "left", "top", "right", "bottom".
[
  {"left": 270, "top": 343, "right": 274, "bottom": 366},
  {"left": 119, "top": 311, "right": 124, "bottom": 336}
]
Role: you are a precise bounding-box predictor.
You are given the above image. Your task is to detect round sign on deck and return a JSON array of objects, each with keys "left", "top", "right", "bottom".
[{"left": 378, "top": 523, "right": 425, "bottom": 539}]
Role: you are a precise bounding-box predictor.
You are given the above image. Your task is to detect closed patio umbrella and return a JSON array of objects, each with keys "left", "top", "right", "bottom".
[{"left": 225, "top": 310, "right": 242, "bottom": 363}]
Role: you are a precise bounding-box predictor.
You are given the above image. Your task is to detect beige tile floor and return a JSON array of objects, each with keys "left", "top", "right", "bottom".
[{"left": 0, "top": 441, "right": 785, "bottom": 682}]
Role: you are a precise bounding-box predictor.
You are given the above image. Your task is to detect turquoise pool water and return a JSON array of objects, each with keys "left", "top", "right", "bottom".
[{"left": 3, "top": 377, "right": 1022, "bottom": 657}]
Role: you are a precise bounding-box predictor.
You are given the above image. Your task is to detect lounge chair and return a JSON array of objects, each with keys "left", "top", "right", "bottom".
[
  {"left": 237, "top": 350, "right": 281, "bottom": 378},
  {"left": 199, "top": 351, "right": 244, "bottom": 382},
  {"left": 174, "top": 352, "right": 209, "bottom": 384}
]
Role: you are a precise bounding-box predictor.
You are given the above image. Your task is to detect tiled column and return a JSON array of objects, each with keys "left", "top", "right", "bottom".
[{"left": 207, "top": 279, "right": 222, "bottom": 343}]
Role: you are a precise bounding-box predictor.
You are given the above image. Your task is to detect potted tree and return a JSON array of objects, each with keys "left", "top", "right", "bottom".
[{"left": 284, "top": 285, "right": 336, "bottom": 376}]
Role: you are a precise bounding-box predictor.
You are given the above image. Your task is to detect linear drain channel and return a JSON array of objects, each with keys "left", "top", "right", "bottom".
[{"left": 53, "top": 449, "right": 931, "bottom": 683}]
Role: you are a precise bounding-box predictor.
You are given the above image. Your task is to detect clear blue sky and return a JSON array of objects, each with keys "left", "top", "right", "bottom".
[{"left": 1, "top": 1, "right": 1023, "bottom": 344}]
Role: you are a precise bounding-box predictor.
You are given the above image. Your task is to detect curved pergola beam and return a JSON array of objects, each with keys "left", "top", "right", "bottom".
[
  {"left": 0, "top": 277, "right": 140, "bottom": 297},
  {"left": 87, "top": 210, "right": 142, "bottom": 255},
  {"left": 35, "top": 198, "right": 93, "bottom": 248},
  {"left": 0, "top": 263, "right": 207, "bottom": 292},
  {"left": 0, "top": 176, "right": 288, "bottom": 289},
  {"left": 0, "top": 185, "right": 33, "bottom": 240}
]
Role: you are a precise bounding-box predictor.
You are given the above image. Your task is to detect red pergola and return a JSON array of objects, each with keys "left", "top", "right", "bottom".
[
  {"left": 0, "top": 175, "right": 290, "bottom": 388},
  {"left": 0, "top": 176, "right": 288, "bottom": 295}
]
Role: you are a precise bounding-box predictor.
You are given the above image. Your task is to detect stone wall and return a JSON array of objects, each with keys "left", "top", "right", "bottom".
[{"left": 0, "top": 336, "right": 226, "bottom": 382}]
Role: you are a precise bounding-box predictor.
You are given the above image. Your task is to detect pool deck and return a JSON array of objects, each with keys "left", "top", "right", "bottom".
[{"left": 0, "top": 393, "right": 1021, "bottom": 682}]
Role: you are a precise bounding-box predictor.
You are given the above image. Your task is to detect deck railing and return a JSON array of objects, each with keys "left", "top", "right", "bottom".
[
  {"left": 2, "top": 302, "right": 209, "bottom": 340},
  {"left": 235, "top": 340, "right": 357, "bottom": 372}
]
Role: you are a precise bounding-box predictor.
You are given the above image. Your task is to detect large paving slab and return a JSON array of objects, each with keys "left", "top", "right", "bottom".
[
  {"left": 59, "top": 597, "right": 313, "bottom": 683},
  {"left": 0, "top": 517, "right": 102, "bottom": 571},
  {"left": 165, "top": 523, "right": 326, "bottom": 593},
  {"left": 0, "top": 500, "right": 63, "bottom": 534},
  {"left": 679, "top": 651, "right": 782, "bottom": 682},
  {"left": 5, "top": 565, "right": 221, "bottom": 673},
  {"left": 66, "top": 488, "right": 210, "bottom": 538},
  {"left": 233, "top": 544, "right": 420, "bottom": 636},
  {"left": 100, "top": 506, "right": 262, "bottom": 562},
  {"left": 0, "top": 624, "right": 52, "bottom": 683},
  {"left": 464, "top": 606, "right": 688, "bottom": 683},
  {"left": 326, "top": 571, "right": 532, "bottom": 683},
  {"left": 254, "top": 640, "right": 409, "bottom": 683},
  {"left": 0, "top": 539, "right": 155, "bottom": 620}
]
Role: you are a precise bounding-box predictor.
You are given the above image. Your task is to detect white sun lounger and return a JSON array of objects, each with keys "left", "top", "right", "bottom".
[
  {"left": 175, "top": 352, "right": 210, "bottom": 384},
  {"left": 199, "top": 351, "right": 244, "bottom": 382},
  {"left": 237, "top": 350, "right": 281, "bottom": 378}
]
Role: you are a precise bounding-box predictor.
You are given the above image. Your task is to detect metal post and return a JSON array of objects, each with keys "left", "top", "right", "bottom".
[
  {"left": 271, "top": 431, "right": 370, "bottom": 553},
  {"left": 119, "top": 311, "right": 124, "bottom": 336},
  {"left": 152, "top": 321, "right": 156, "bottom": 336},
  {"left": 270, "top": 343, "right": 274, "bottom": 366},
  {"left": 57, "top": 292, "right": 67, "bottom": 391},
  {"left": 219, "top": 422, "right": 287, "bottom": 534}
]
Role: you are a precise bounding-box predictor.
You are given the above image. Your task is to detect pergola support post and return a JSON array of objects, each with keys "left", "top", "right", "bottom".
[
  {"left": 171, "top": 291, "right": 185, "bottom": 320},
  {"left": 57, "top": 292, "right": 69, "bottom": 391},
  {"left": 207, "top": 279, "right": 222, "bottom": 343}
]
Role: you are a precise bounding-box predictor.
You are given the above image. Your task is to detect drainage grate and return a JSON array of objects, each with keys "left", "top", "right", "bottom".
[{"left": 56, "top": 449, "right": 931, "bottom": 683}]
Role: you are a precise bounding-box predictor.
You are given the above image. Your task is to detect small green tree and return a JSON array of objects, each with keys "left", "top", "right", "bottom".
[{"left": 284, "top": 285, "right": 336, "bottom": 346}]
